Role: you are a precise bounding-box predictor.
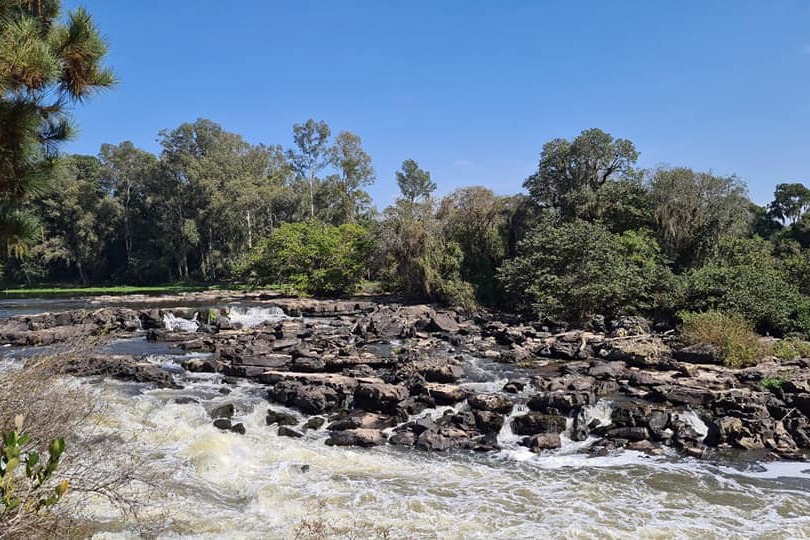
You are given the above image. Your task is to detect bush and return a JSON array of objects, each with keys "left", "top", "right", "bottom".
[
  {"left": 497, "top": 218, "right": 673, "bottom": 323},
  {"left": 680, "top": 310, "right": 764, "bottom": 368},
  {"left": 240, "top": 220, "right": 372, "bottom": 296},
  {"left": 770, "top": 338, "right": 810, "bottom": 361}
]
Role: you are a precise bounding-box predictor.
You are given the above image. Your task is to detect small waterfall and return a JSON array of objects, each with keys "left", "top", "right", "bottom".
[
  {"left": 578, "top": 400, "right": 613, "bottom": 430},
  {"left": 497, "top": 404, "right": 527, "bottom": 447},
  {"left": 163, "top": 312, "right": 199, "bottom": 332},
  {"left": 227, "top": 306, "right": 288, "bottom": 328},
  {"left": 674, "top": 409, "right": 709, "bottom": 442}
]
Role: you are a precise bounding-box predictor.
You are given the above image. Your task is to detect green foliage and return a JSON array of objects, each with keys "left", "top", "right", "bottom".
[
  {"left": 241, "top": 220, "right": 371, "bottom": 296},
  {"left": 648, "top": 167, "right": 751, "bottom": 269},
  {"left": 770, "top": 338, "right": 810, "bottom": 361},
  {"left": 396, "top": 159, "right": 436, "bottom": 203},
  {"left": 1, "top": 416, "right": 68, "bottom": 521},
  {"left": 0, "top": 0, "right": 113, "bottom": 257},
  {"left": 680, "top": 237, "right": 808, "bottom": 337},
  {"left": 377, "top": 197, "right": 474, "bottom": 308},
  {"left": 761, "top": 377, "right": 787, "bottom": 391},
  {"left": 680, "top": 310, "right": 764, "bottom": 368},
  {"left": 768, "top": 182, "right": 810, "bottom": 225},
  {"left": 498, "top": 218, "right": 672, "bottom": 323},
  {"left": 523, "top": 128, "right": 639, "bottom": 219}
]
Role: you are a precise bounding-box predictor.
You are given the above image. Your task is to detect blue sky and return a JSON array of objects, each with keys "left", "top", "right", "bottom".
[{"left": 62, "top": 0, "right": 810, "bottom": 205}]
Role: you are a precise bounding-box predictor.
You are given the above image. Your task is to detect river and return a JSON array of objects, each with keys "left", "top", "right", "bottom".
[{"left": 2, "top": 299, "right": 810, "bottom": 538}]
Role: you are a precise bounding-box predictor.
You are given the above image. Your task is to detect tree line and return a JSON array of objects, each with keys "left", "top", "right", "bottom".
[{"left": 4, "top": 120, "right": 810, "bottom": 337}]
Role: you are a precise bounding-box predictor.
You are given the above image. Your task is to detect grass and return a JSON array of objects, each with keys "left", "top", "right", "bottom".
[
  {"left": 0, "top": 283, "right": 253, "bottom": 296},
  {"left": 680, "top": 310, "right": 765, "bottom": 368}
]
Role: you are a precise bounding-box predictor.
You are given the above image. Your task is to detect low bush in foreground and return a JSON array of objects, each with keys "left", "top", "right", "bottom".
[{"left": 680, "top": 310, "right": 765, "bottom": 368}]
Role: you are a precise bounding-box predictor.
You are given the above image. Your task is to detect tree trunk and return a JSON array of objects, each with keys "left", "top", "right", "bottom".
[{"left": 246, "top": 210, "right": 253, "bottom": 250}]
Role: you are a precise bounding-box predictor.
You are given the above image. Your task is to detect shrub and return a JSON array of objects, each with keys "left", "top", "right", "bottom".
[
  {"left": 770, "top": 338, "right": 810, "bottom": 360},
  {"left": 680, "top": 310, "right": 764, "bottom": 368},
  {"left": 1, "top": 416, "right": 69, "bottom": 525},
  {"left": 240, "top": 220, "right": 372, "bottom": 296}
]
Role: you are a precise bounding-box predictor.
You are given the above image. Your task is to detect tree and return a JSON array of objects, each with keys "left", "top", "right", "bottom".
[
  {"left": 396, "top": 159, "right": 435, "bottom": 203},
  {"left": 98, "top": 142, "right": 158, "bottom": 268},
  {"left": 241, "top": 220, "right": 371, "bottom": 296},
  {"left": 438, "top": 187, "right": 510, "bottom": 304},
  {"left": 648, "top": 167, "right": 751, "bottom": 269},
  {"left": 0, "top": 1, "right": 114, "bottom": 256},
  {"left": 523, "top": 128, "right": 638, "bottom": 218},
  {"left": 768, "top": 182, "right": 810, "bottom": 225},
  {"left": 498, "top": 218, "right": 672, "bottom": 323},
  {"left": 327, "top": 131, "right": 375, "bottom": 224},
  {"left": 287, "top": 119, "right": 331, "bottom": 219}
]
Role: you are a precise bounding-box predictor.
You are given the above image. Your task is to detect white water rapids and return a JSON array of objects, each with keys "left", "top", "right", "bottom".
[{"left": 74, "top": 356, "right": 810, "bottom": 540}]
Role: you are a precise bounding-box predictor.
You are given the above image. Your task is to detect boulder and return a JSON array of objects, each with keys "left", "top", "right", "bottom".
[
  {"left": 510, "top": 412, "right": 567, "bottom": 436},
  {"left": 673, "top": 343, "right": 723, "bottom": 365},
  {"left": 266, "top": 409, "right": 298, "bottom": 426},
  {"left": 354, "top": 383, "right": 409, "bottom": 413},
  {"left": 268, "top": 380, "right": 341, "bottom": 414},
  {"left": 468, "top": 393, "right": 513, "bottom": 414},
  {"left": 528, "top": 433, "right": 561, "bottom": 452},
  {"left": 325, "top": 428, "right": 386, "bottom": 447}
]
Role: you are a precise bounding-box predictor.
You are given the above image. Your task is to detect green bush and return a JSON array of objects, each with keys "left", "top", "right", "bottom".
[
  {"left": 240, "top": 220, "right": 372, "bottom": 296},
  {"left": 498, "top": 218, "right": 673, "bottom": 323},
  {"left": 680, "top": 310, "right": 764, "bottom": 368}
]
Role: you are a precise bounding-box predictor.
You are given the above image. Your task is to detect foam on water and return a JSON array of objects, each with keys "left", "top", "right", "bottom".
[
  {"left": 226, "top": 306, "right": 288, "bottom": 327},
  {"left": 163, "top": 312, "right": 199, "bottom": 332}
]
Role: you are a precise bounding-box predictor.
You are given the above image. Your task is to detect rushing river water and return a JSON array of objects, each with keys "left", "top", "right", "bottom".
[{"left": 3, "top": 300, "right": 810, "bottom": 538}]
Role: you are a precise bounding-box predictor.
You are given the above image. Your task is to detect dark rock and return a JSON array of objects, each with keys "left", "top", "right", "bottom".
[
  {"left": 468, "top": 393, "right": 513, "bottom": 414},
  {"left": 423, "top": 383, "right": 468, "bottom": 405},
  {"left": 606, "top": 427, "right": 650, "bottom": 442},
  {"left": 268, "top": 380, "right": 341, "bottom": 414},
  {"left": 529, "top": 432, "right": 562, "bottom": 452},
  {"left": 473, "top": 410, "right": 504, "bottom": 433},
  {"left": 528, "top": 391, "right": 588, "bottom": 414},
  {"left": 325, "top": 428, "right": 386, "bottom": 447},
  {"left": 502, "top": 380, "right": 525, "bottom": 394},
  {"left": 230, "top": 423, "right": 246, "bottom": 435},
  {"left": 389, "top": 431, "right": 416, "bottom": 446},
  {"left": 278, "top": 426, "right": 304, "bottom": 438},
  {"left": 354, "top": 383, "right": 409, "bottom": 413},
  {"left": 429, "top": 313, "right": 460, "bottom": 333},
  {"left": 210, "top": 403, "right": 235, "bottom": 419},
  {"left": 266, "top": 409, "right": 298, "bottom": 426},
  {"left": 511, "top": 412, "right": 567, "bottom": 436},
  {"left": 304, "top": 417, "right": 326, "bottom": 430},
  {"left": 213, "top": 418, "right": 232, "bottom": 430}
]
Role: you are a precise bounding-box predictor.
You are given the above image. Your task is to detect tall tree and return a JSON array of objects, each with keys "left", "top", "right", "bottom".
[
  {"left": 327, "top": 131, "right": 375, "bottom": 224},
  {"left": 768, "top": 182, "right": 810, "bottom": 225},
  {"left": 648, "top": 167, "right": 751, "bottom": 269},
  {"left": 98, "top": 141, "right": 158, "bottom": 268},
  {"left": 396, "top": 159, "right": 436, "bottom": 203},
  {"left": 0, "top": 1, "right": 114, "bottom": 256},
  {"left": 523, "top": 128, "right": 638, "bottom": 218},
  {"left": 287, "top": 119, "right": 331, "bottom": 219}
]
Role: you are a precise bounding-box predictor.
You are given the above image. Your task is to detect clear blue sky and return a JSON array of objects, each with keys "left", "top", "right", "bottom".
[{"left": 62, "top": 0, "right": 810, "bottom": 205}]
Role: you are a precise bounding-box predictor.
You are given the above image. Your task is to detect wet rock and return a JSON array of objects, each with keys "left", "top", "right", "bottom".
[
  {"left": 182, "top": 357, "right": 219, "bottom": 373},
  {"left": 266, "top": 409, "right": 298, "bottom": 426},
  {"left": 606, "top": 427, "right": 650, "bottom": 442},
  {"left": 52, "top": 355, "right": 179, "bottom": 388},
  {"left": 502, "top": 380, "right": 525, "bottom": 394},
  {"left": 278, "top": 426, "right": 304, "bottom": 438},
  {"left": 230, "top": 423, "right": 246, "bottom": 435},
  {"left": 304, "top": 416, "right": 326, "bottom": 430},
  {"left": 354, "top": 383, "right": 409, "bottom": 413},
  {"left": 510, "top": 412, "right": 567, "bottom": 436},
  {"left": 268, "top": 380, "right": 341, "bottom": 414},
  {"left": 423, "top": 383, "right": 469, "bottom": 405},
  {"left": 328, "top": 412, "right": 396, "bottom": 431},
  {"left": 325, "top": 428, "right": 386, "bottom": 447},
  {"left": 473, "top": 410, "right": 505, "bottom": 433},
  {"left": 213, "top": 418, "right": 232, "bottom": 430},
  {"left": 210, "top": 403, "right": 235, "bottom": 419},
  {"left": 468, "top": 393, "right": 514, "bottom": 414},
  {"left": 415, "top": 428, "right": 470, "bottom": 451},
  {"left": 529, "top": 432, "right": 561, "bottom": 452},
  {"left": 389, "top": 431, "right": 416, "bottom": 446},
  {"left": 528, "top": 391, "right": 588, "bottom": 414}
]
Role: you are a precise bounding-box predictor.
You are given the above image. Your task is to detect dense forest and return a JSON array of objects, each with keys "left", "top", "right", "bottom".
[{"left": 2, "top": 117, "right": 810, "bottom": 338}]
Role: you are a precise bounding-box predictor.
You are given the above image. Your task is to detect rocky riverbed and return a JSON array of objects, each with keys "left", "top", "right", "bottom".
[{"left": 2, "top": 293, "right": 808, "bottom": 463}]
